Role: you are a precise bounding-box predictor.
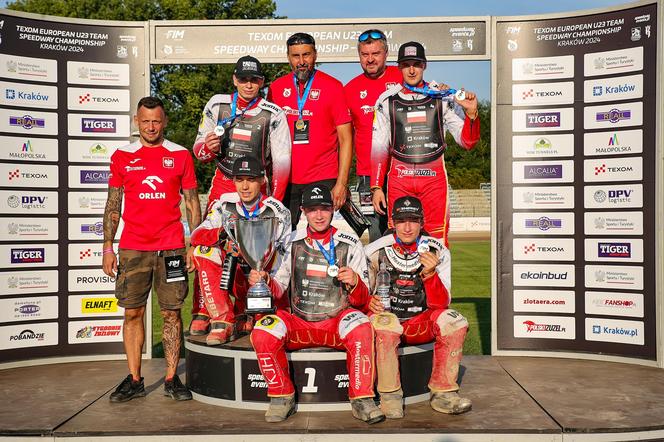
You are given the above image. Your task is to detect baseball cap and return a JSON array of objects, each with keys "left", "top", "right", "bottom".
[
  {"left": 392, "top": 196, "right": 424, "bottom": 220},
  {"left": 301, "top": 183, "right": 333, "bottom": 208},
  {"left": 232, "top": 156, "right": 265, "bottom": 178},
  {"left": 397, "top": 41, "right": 427, "bottom": 64},
  {"left": 234, "top": 55, "right": 264, "bottom": 79}
]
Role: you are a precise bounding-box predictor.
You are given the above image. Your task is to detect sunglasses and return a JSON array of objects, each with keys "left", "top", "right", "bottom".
[
  {"left": 358, "top": 30, "right": 386, "bottom": 42},
  {"left": 287, "top": 33, "right": 315, "bottom": 46}
]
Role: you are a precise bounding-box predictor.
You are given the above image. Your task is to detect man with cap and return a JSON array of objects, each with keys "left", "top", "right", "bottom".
[
  {"left": 268, "top": 32, "right": 353, "bottom": 228},
  {"left": 365, "top": 195, "right": 471, "bottom": 418},
  {"left": 190, "top": 156, "right": 291, "bottom": 345},
  {"left": 190, "top": 55, "right": 292, "bottom": 335},
  {"left": 248, "top": 184, "right": 385, "bottom": 424},
  {"left": 344, "top": 29, "right": 403, "bottom": 242},
  {"left": 371, "top": 41, "right": 480, "bottom": 246}
]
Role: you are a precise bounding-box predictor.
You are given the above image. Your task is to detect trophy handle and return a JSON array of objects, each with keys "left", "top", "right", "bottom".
[{"left": 221, "top": 216, "right": 238, "bottom": 245}]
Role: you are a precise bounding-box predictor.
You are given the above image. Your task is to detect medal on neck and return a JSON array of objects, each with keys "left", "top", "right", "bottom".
[
  {"left": 214, "top": 93, "right": 259, "bottom": 137},
  {"left": 403, "top": 82, "right": 465, "bottom": 101},
  {"left": 293, "top": 70, "right": 316, "bottom": 130},
  {"left": 315, "top": 236, "right": 338, "bottom": 277}
]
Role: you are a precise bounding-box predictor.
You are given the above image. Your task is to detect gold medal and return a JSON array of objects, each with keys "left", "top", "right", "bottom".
[{"left": 295, "top": 119, "right": 305, "bottom": 131}]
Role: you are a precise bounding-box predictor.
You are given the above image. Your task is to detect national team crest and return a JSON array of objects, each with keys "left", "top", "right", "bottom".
[
  {"left": 283, "top": 88, "right": 291, "bottom": 97},
  {"left": 360, "top": 90, "right": 367, "bottom": 99},
  {"left": 309, "top": 89, "right": 321, "bottom": 100},
  {"left": 163, "top": 157, "right": 174, "bottom": 168}
]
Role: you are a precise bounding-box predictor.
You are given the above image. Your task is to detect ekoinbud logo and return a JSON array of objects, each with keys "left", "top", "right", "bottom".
[
  {"left": 584, "top": 238, "right": 643, "bottom": 263},
  {"left": 512, "top": 108, "right": 574, "bottom": 132},
  {"left": 513, "top": 264, "right": 575, "bottom": 287},
  {"left": 584, "top": 184, "right": 642, "bottom": 209},
  {"left": 513, "top": 186, "right": 574, "bottom": 209},
  {"left": 512, "top": 160, "right": 573, "bottom": 184},
  {"left": 585, "top": 265, "right": 643, "bottom": 290},
  {"left": 584, "top": 129, "right": 643, "bottom": 157},
  {"left": 512, "top": 134, "right": 574, "bottom": 158},
  {"left": 513, "top": 315, "right": 575, "bottom": 340},
  {"left": 583, "top": 157, "right": 642, "bottom": 182},
  {"left": 585, "top": 317, "right": 644, "bottom": 345},
  {"left": 67, "top": 114, "right": 130, "bottom": 137},
  {"left": 512, "top": 55, "right": 574, "bottom": 81},
  {"left": 512, "top": 212, "right": 575, "bottom": 236},
  {"left": 513, "top": 290, "right": 575, "bottom": 314},
  {"left": 584, "top": 211, "right": 643, "bottom": 236},
  {"left": 584, "top": 46, "right": 643, "bottom": 77},
  {"left": 584, "top": 74, "right": 643, "bottom": 103},
  {"left": 512, "top": 81, "right": 574, "bottom": 106},
  {"left": 585, "top": 291, "right": 643, "bottom": 318},
  {"left": 584, "top": 101, "right": 642, "bottom": 130},
  {"left": 513, "top": 238, "right": 575, "bottom": 261}
]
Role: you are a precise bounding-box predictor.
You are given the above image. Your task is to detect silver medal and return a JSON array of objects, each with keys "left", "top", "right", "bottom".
[
  {"left": 455, "top": 89, "right": 466, "bottom": 101},
  {"left": 213, "top": 126, "right": 225, "bottom": 137},
  {"left": 327, "top": 264, "right": 339, "bottom": 277},
  {"left": 417, "top": 243, "right": 429, "bottom": 254}
]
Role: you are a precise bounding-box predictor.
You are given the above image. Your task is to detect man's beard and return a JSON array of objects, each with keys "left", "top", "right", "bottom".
[{"left": 294, "top": 65, "right": 312, "bottom": 82}]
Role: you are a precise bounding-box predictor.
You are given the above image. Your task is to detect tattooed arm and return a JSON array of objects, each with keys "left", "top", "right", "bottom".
[
  {"left": 183, "top": 187, "right": 202, "bottom": 272},
  {"left": 102, "top": 186, "right": 123, "bottom": 277}
]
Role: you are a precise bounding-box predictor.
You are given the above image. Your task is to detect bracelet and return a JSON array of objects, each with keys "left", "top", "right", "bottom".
[
  {"left": 370, "top": 186, "right": 382, "bottom": 193},
  {"left": 103, "top": 248, "right": 115, "bottom": 255}
]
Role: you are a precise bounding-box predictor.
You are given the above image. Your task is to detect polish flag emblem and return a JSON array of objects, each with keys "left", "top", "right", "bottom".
[
  {"left": 232, "top": 128, "right": 252, "bottom": 141},
  {"left": 306, "top": 263, "right": 328, "bottom": 278},
  {"left": 406, "top": 111, "right": 426, "bottom": 123}
]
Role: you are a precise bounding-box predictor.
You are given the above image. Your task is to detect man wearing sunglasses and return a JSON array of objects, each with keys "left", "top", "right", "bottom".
[
  {"left": 371, "top": 42, "right": 480, "bottom": 246},
  {"left": 344, "top": 29, "right": 403, "bottom": 242},
  {"left": 268, "top": 32, "right": 353, "bottom": 228}
]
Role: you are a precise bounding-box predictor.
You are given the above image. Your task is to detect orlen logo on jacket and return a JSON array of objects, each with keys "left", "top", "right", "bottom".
[
  {"left": 81, "top": 118, "right": 116, "bottom": 133},
  {"left": 526, "top": 112, "right": 560, "bottom": 128},
  {"left": 598, "top": 242, "right": 631, "bottom": 258},
  {"left": 524, "top": 164, "right": 562, "bottom": 179},
  {"left": 139, "top": 175, "right": 165, "bottom": 199},
  {"left": 80, "top": 170, "right": 110, "bottom": 184},
  {"left": 11, "top": 247, "right": 45, "bottom": 263}
]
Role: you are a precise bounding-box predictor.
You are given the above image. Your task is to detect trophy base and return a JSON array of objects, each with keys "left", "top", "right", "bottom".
[
  {"left": 245, "top": 281, "right": 274, "bottom": 315},
  {"left": 245, "top": 307, "right": 276, "bottom": 315}
]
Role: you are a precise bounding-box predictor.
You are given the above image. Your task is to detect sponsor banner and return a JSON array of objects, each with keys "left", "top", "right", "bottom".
[
  {"left": 69, "top": 269, "right": 116, "bottom": 292},
  {"left": 0, "top": 244, "right": 58, "bottom": 268},
  {"left": 0, "top": 53, "right": 58, "bottom": 83},
  {"left": 585, "top": 265, "right": 644, "bottom": 290},
  {"left": 0, "top": 190, "right": 58, "bottom": 214},
  {"left": 512, "top": 212, "right": 575, "bottom": 236},
  {"left": 584, "top": 46, "right": 644, "bottom": 77},
  {"left": 0, "top": 81, "right": 58, "bottom": 109},
  {"left": 68, "top": 192, "right": 108, "bottom": 214},
  {"left": 0, "top": 217, "right": 58, "bottom": 241},
  {"left": 512, "top": 186, "right": 574, "bottom": 209},
  {"left": 513, "top": 238, "right": 575, "bottom": 261},
  {"left": 69, "top": 217, "right": 124, "bottom": 240},
  {"left": 513, "top": 290, "right": 575, "bottom": 313},
  {"left": 68, "top": 165, "right": 111, "bottom": 188},
  {"left": 584, "top": 101, "right": 642, "bottom": 129},
  {"left": 584, "top": 129, "right": 642, "bottom": 157},
  {"left": 585, "top": 291, "right": 644, "bottom": 318},
  {"left": 0, "top": 163, "right": 58, "bottom": 188},
  {"left": 584, "top": 74, "right": 643, "bottom": 103},
  {"left": 584, "top": 238, "right": 643, "bottom": 263},
  {"left": 584, "top": 211, "right": 643, "bottom": 236},
  {"left": 67, "top": 113, "right": 130, "bottom": 137},
  {"left": 512, "top": 160, "right": 574, "bottom": 184},
  {"left": 0, "top": 135, "right": 58, "bottom": 162},
  {"left": 0, "top": 108, "right": 58, "bottom": 135},
  {"left": 448, "top": 217, "right": 491, "bottom": 232},
  {"left": 512, "top": 134, "right": 574, "bottom": 158},
  {"left": 67, "top": 61, "right": 130, "bottom": 86},
  {"left": 512, "top": 55, "right": 574, "bottom": 81},
  {"left": 583, "top": 157, "right": 642, "bottom": 182},
  {"left": 585, "top": 318, "right": 644, "bottom": 345},
  {"left": 584, "top": 184, "right": 642, "bottom": 209},
  {"left": 513, "top": 315, "right": 575, "bottom": 340},
  {"left": 512, "top": 81, "right": 574, "bottom": 106},
  {"left": 0, "top": 296, "right": 59, "bottom": 323},
  {"left": 68, "top": 319, "right": 124, "bottom": 344},
  {"left": 68, "top": 295, "right": 124, "bottom": 318},
  {"left": 68, "top": 243, "right": 105, "bottom": 267},
  {"left": 68, "top": 139, "right": 122, "bottom": 163},
  {"left": 513, "top": 264, "right": 575, "bottom": 287},
  {"left": 512, "top": 108, "right": 574, "bottom": 132},
  {"left": 0, "top": 270, "right": 59, "bottom": 296},
  {"left": 67, "top": 87, "right": 130, "bottom": 112},
  {"left": 0, "top": 323, "right": 58, "bottom": 350}
]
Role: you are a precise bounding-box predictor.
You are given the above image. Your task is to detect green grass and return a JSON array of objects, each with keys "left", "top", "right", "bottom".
[{"left": 151, "top": 240, "right": 491, "bottom": 357}]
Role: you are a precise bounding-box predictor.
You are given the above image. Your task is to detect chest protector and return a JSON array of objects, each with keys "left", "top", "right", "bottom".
[
  {"left": 380, "top": 246, "right": 428, "bottom": 320},
  {"left": 388, "top": 94, "right": 445, "bottom": 164},
  {"left": 290, "top": 238, "right": 351, "bottom": 322}
]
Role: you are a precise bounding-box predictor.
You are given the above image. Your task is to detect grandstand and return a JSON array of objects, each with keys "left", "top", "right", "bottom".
[{"left": 448, "top": 185, "right": 491, "bottom": 218}]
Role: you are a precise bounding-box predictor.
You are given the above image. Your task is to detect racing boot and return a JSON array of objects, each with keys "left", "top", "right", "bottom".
[
  {"left": 264, "top": 394, "right": 296, "bottom": 423},
  {"left": 350, "top": 397, "right": 386, "bottom": 424},
  {"left": 188, "top": 314, "right": 210, "bottom": 336},
  {"left": 205, "top": 322, "right": 234, "bottom": 346},
  {"left": 379, "top": 388, "right": 404, "bottom": 419},
  {"left": 235, "top": 314, "right": 253, "bottom": 335},
  {"left": 430, "top": 391, "right": 472, "bottom": 415}
]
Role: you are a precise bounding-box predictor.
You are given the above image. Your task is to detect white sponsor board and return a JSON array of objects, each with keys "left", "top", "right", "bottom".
[
  {"left": 0, "top": 322, "right": 58, "bottom": 350},
  {"left": 68, "top": 192, "right": 108, "bottom": 214},
  {"left": 585, "top": 291, "right": 644, "bottom": 318},
  {"left": 513, "top": 264, "right": 575, "bottom": 287},
  {"left": 584, "top": 129, "right": 642, "bottom": 156},
  {"left": 68, "top": 165, "right": 111, "bottom": 189},
  {"left": 69, "top": 269, "right": 116, "bottom": 292},
  {"left": 512, "top": 81, "right": 574, "bottom": 106},
  {"left": 67, "top": 61, "right": 130, "bottom": 86},
  {"left": 0, "top": 54, "right": 58, "bottom": 83},
  {"left": 68, "top": 243, "right": 105, "bottom": 267},
  {"left": 0, "top": 108, "right": 58, "bottom": 135},
  {"left": 448, "top": 217, "right": 490, "bottom": 232},
  {"left": 584, "top": 74, "right": 643, "bottom": 103},
  {"left": 0, "top": 296, "right": 59, "bottom": 323},
  {"left": 513, "top": 238, "right": 575, "bottom": 261},
  {"left": 513, "top": 290, "right": 575, "bottom": 313},
  {"left": 512, "top": 55, "right": 574, "bottom": 81},
  {"left": 0, "top": 81, "right": 58, "bottom": 109},
  {"left": 0, "top": 270, "right": 59, "bottom": 296},
  {"left": 68, "top": 319, "right": 124, "bottom": 344},
  {"left": 67, "top": 87, "right": 130, "bottom": 112},
  {"left": 67, "top": 113, "right": 131, "bottom": 137},
  {"left": 513, "top": 315, "right": 575, "bottom": 340},
  {"left": 585, "top": 238, "right": 643, "bottom": 263},
  {"left": 0, "top": 217, "right": 58, "bottom": 241},
  {"left": 0, "top": 190, "right": 58, "bottom": 214},
  {"left": 585, "top": 318, "right": 644, "bottom": 345},
  {"left": 583, "top": 157, "right": 643, "bottom": 182},
  {"left": 513, "top": 186, "right": 574, "bottom": 209},
  {"left": 512, "top": 134, "right": 574, "bottom": 158},
  {"left": 0, "top": 135, "right": 58, "bottom": 162},
  {"left": 584, "top": 211, "right": 643, "bottom": 235},
  {"left": 512, "top": 108, "right": 574, "bottom": 132},
  {"left": 69, "top": 217, "right": 121, "bottom": 240},
  {"left": 512, "top": 212, "right": 575, "bottom": 236},
  {"left": 584, "top": 101, "right": 643, "bottom": 129},
  {"left": 584, "top": 184, "right": 642, "bottom": 209},
  {"left": 68, "top": 139, "right": 121, "bottom": 163},
  {"left": 512, "top": 160, "right": 574, "bottom": 184},
  {"left": 0, "top": 244, "right": 58, "bottom": 268},
  {"left": 0, "top": 163, "right": 59, "bottom": 188},
  {"left": 585, "top": 265, "right": 643, "bottom": 290},
  {"left": 584, "top": 46, "right": 643, "bottom": 77},
  {"left": 68, "top": 295, "right": 124, "bottom": 318}
]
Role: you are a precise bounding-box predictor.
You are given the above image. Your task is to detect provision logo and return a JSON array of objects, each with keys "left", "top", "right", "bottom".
[
  {"left": 524, "top": 164, "right": 562, "bottom": 179},
  {"left": 596, "top": 108, "right": 631, "bottom": 124},
  {"left": 11, "top": 247, "right": 45, "bottom": 264},
  {"left": 598, "top": 242, "right": 631, "bottom": 258},
  {"left": 9, "top": 329, "right": 45, "bottom": 342},
  {"left": 81, "top": 118, "right": 116, "bottom": 133},
  {"left": 523, "top": 320, "right": 566, "bottom": 333},
  {"left": 80, "top": 170, "right": 110, "bottom": 184},
  {"left": 76, "top": 325, "right": 121, "bottom": 338},
  {"left": 525, "top": 216, "right": 562, "bottom": 231},
  {"left": 10, "top": 115, "right": 45, "bottom": 130},
  {"left": 526, "top": 112, "right": 560, "bottom": 128}
]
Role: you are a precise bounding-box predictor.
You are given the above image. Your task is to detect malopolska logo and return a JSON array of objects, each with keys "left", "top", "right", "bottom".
[{"left": 584, "top": 129, "right": 642, "bottom": 156}]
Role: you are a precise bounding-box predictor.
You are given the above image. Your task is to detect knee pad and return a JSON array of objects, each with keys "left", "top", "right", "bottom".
[
  {"left": 338, "top": 310, "right": 370, "bottom": 339},
  {"left": 435, "top": 309, "right": 469, "bottom": 336},
  {"left": 370, "top": 312, "right": 404, "bottom": 334},
  {"left": 193, "top": 245, "right": 222, "bottom": 265},
  {"left": 254, "top": 314, "right": 287, "bottom": 340}
]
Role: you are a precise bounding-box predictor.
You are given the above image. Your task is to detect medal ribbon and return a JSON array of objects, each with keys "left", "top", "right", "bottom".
[
  {"left": 315, "top": 236, "right": 336, "bottom": 267},
  {"left": 217, "top": 93, "right": 259, "bottom": 127},
  {"left": 293, "top": 70, "right": 316, "bottom": 120},
  {"left": 395, "top": 235, "right": 425, "bottom": 256},
  {"left": 403, "top": 82, "right": 457, "bottom": 98},
  {"left": 240, "top": 195, "right": 262, "bottom": 219}
]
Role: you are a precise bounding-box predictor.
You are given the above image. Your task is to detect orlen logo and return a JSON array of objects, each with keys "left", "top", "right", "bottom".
[
  {"left": 80, "top": 170, "right": 110, "bottom": 184},
  {"left": 82, "top": 118, "right": 116, "bottom": 133},
  {"left": 82, "top": 298, "right": 118, "bottom": 314},
  {"left": 11, "top": 248, "right": 44, "bottom": 263},
  {"left": 524, "top": 164, "right": 562, "bottom": 179},
  {"left": 598, "top": 242, "right": 631, "bottom": 258},
  {"left": 596, "top": 109, "right": 631, "bottom": 123},
  {"left": 526, "top": 112, "right": 560, "bottom": 128},
  {"left": 523, "top": 320, "right": 566, "bottom": 333},
  {"left": 140, "top": 176, "right": 166, "bottom": 200}
]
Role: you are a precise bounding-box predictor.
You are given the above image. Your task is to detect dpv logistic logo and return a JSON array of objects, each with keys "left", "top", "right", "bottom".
[
  {"left": 11, "top": 247, "right": 45, "bottom": 263},
  {"left": 81, "top": 118, "right": 116, "bottom": 133},
  {"left": 596, "top": 108, "right": 631, "bottom": 123},
  {"left": 524, "top": 164, "right": 562, "bottom": 179},
  {"left": 10, "top": 115, "right": 45, "bottom": 130},
  {"left": 598, "top": 242, "right": 631, "bottom": 258},
  {"left": 526, "top": 112, "right": 560, "bottom": 128}
]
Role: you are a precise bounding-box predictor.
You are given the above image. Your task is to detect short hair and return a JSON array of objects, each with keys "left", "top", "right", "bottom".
[{"left": 136, "top": 96, "right": 165, "bottom": 112}]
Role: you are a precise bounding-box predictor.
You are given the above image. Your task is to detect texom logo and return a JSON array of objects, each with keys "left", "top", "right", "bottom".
[
  {"left": 11, "top": 248, "right": 45, "bottom": 263},
  {"left": 8, "top": 169, "right": 19, "bottom": 180},
  {"left": 524, "top": 165, "right": 562, "bottom": 179},
  {"left": 526, "top": 112, "right": 560, "bottom": 128},
  {"left": 80, "top": 170, "right": 110, "bottom": 184},
  {"left": 82, "top": 118, "right": 116, "bottom": 133}
]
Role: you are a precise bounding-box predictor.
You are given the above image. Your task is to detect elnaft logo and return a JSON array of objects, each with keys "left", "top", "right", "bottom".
[
  {"left": 598, "top": 242, "right": 631, "bottom": 258},
  {"left": 10, "top": 115, "right": 45, "bottom": 130},
  {"left": 11, "top": 248, "right": 44, "bottom": 264},
  {"left": 80, "top": 169, "right": 110, "bottom": 184},
  {"left": 82, "top": 298, "right": 118, "bottom": 314},
  {"left": 82, "top": 118, "right": 116, "bottom": 133},
  {"left": 526, "top": 112, "right": 560, "bottom": 128},
  {"left": 524, "top": 164, "right": 562, "bottom": 179},
  {"left": 595, "top": 108, "right": 631, "bottom": 123}
]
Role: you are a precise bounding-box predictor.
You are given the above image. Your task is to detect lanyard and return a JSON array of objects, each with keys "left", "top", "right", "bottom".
[
  {"left": 293, "top": 70, "right": 316, "bottom": 120},
  {"left": 240, "top": 196, "right": 261, "bottom": 219},
  {"left": 217, "top": 93, "right": 259, "bottom": 127},
  {"left": 403, "top": 82, "right": 457, "bottom": 98},
  {"left": 315, "top": 236, "right": 336, "bottom": 266},
  {"left": 395, "top": 236, "right": 427, "bottom": 256}
]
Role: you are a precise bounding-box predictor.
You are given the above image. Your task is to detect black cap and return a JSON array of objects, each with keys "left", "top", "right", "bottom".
[
  {"left": 301, "top": 183, "right": 333, "bottom": 208},
  {"left": 397, "top": 41, "right": 427, "bottom": 64},
  {"left": 234, "top": 55, "right": 264, "bottom": 79},
  {"left": 231, "top": 156, "right": 264, "bottom": 178},
  {"left": 392, "top": 196, "right": 424, "bottom": 220}
]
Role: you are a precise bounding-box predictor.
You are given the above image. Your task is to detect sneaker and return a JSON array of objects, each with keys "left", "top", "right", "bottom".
[
  {"left": 380, "top": 389, "right": 404, "bottom": 419},
  {"left": 430, "top": 391, "right": 472, "bottom": 415},
  {"left": 206, "top": 322, "right": 234, "bottom": 346},
  {"left": 109, "top": 374, "right": 145, "bottom": 403},
  {"left": 264, "top": 394, "right": 296, "bottom": 423},
  {"left": 164, "top": 374, "right": 192, "bottom": 401},
  {"left": 189, "top": 315, "right": 210, "bottom": 336},
  {"left": 350, "top": 397, "right": 386, "bottom": 424}
]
